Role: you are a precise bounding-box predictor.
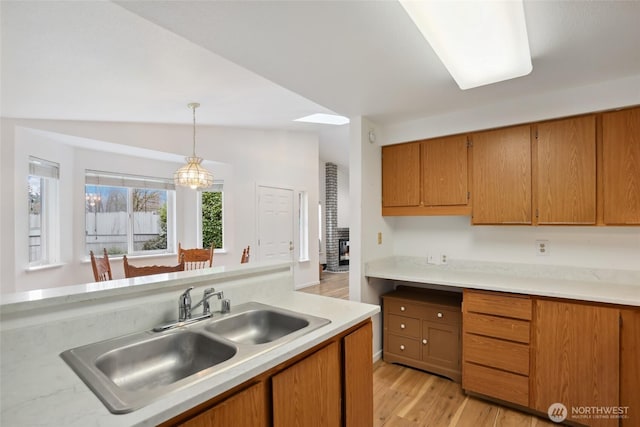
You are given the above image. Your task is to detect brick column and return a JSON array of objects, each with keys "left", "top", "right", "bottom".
[{"left": 325, "top": 163, "right": 339, "bottom": 272}]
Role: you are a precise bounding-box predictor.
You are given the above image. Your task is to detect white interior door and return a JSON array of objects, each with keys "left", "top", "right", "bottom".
[{"left": 257, "top": 186, "right": 294, "bottom": 262}]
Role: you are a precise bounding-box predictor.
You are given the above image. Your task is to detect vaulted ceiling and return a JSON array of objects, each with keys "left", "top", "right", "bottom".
[{"left": 3, "top": 1, "right": 640, "bottom": 167}]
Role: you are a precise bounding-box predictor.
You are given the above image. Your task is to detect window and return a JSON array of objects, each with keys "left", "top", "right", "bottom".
[
  {"left": 28, "top": 157, "right": 60, "bottom": 266},
  {"left": 85, "top": 171, "right": 175, "bottom": 256},
  {"left": 199, "top": 182, "right": 224, "bottom": 250},
  {"left": 298, "top": 191, "right": 309, "bottom": 262}
]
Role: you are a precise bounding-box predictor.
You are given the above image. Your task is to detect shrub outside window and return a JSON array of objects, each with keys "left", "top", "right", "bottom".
[{"left": 199, "top": 182, "right": 224, "bottom": 251}]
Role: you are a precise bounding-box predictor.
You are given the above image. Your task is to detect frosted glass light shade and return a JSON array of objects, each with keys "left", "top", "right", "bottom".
[
  {"left": 173, "top": 156, "right": 214, "bottom": 190},
  {"left": 400, "top": 0, "right": 533, "bottom": 90}
]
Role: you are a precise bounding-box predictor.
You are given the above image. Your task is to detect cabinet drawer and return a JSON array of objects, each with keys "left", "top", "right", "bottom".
[
  {"left": 387, "top": 314, "right": 420, "bottom": 338},
  {"left": 387, "top": 334, "right": 420, "bottom": 360},
  {"left": 385, "top": 299, "right": 424, "bottom": 318},
  {"left": 423, "top": 306, "right": 461, "bottom": 325},
  {"left": 464, "top": 312, "right": 530, "bottom": 344},
  {"left": 463, "top": 333, "right": 529, "bottom": 375},
  {"left": 464, "top": 290, "right": 532, "bottom": 320},
  {"left": 463, "top": 362, "right": 529, "bottom": 407}
]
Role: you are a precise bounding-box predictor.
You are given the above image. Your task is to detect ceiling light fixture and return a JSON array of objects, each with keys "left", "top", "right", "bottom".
[
  {"left": 399, "top": 0, "right": 532, "bottom": 90},
  {"left": 294, "top": 113, "right": 350, "bottom": 125},
  {"left": 174, "top": 102, "right": 214, "bottom": 190}
]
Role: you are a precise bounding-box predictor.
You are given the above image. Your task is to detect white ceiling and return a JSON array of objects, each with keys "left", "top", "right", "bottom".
[{"left": 3, "top": 1, "right": 640, "bottom": 168}]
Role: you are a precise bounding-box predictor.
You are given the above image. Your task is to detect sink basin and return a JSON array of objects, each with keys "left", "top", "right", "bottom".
[
  {"left": 61, "top": 301, "right": 330, "bottom": 414},
  {"left": 205, "top": 309, "right": 310, "bottom": 344},
  {"left": 61, "top": 330, "right": 237, "bottom": 413},
  {"left": 95, "top": 331, "right": 236, "bottom": 392}
]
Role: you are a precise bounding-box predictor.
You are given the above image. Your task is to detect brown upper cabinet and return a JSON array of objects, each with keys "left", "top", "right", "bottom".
[
  {"left": 602, "top": 107, "right": 640, "bottom": 225},
  {"left": 471, "top": 125, "right": 532, "bottom": 224},
  {"left": 382, "top": 142, "right": 421, "bottom": 208},
  {"left": 535, "top": 115, "right": 596, "bottom": 224},
  {"left": 422, "top": 135, "right": 468, "bottom": 207},
  {"left": 382, "top": 135, "right": 469, "bottom": 215}
]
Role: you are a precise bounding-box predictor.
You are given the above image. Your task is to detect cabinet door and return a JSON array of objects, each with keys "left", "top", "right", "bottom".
[
  {"left": 344, "top": 322, "right": 373, "bottom": 427},
  {"left": 471, "top": 125, "right": 532, "bottom": 224},
  {"left": 179, "top": 382, "right": 267, "bottom": 427},
  {"left": 536, "top": 115, "right": 596, "bottom": 224},
  {"left": 532, "top": 300, "right": 620, "bottom": 427},
  {"left": 272, "top": 342, "right": 341, "bottom": 427},
  {"left": 422, "top": 135, "right": 468, "bottom": 206},
  {"left": 603, "top": 107, "right": 640, "bottom": 224},
  {"left": 382, "top": 143, "right": 421, "bottom": 207},
  {"left": 620, "top": 309, "right": 640, "bottom": 427},
  {"left": 422, "top": 321, "right": 460, "bottom": 372}
]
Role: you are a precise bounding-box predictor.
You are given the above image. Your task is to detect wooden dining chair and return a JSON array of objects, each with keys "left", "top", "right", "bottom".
[
  {"left": 241, "top": 245, "right": 251, "bottom": 264},
  {"left": 90, "top": 248, "right": 113, "bottom": 282},
  {"left": 123, "top": 254, "right": 185, "bottom": 278},
  {"left": 178, "top": 242, "right": 214, "bottom": 270}
]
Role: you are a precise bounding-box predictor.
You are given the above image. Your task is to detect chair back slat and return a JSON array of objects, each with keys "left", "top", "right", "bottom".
[
  {"left": 123, "top": 254, "right": 185, "bottom": 278},
  {"left": 90, "top": 249, "right": 113, "bottom": 282},
  {"left": 178, "top": 243, "right": 214, "bottom": 270},
  {"left": 240, "top": 245, "right": 251, "bottom": 264}
]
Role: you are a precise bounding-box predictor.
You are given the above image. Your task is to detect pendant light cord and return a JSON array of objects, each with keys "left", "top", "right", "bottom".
[{"left": 191, "top": 104, "right": 197, "bottom": 157}]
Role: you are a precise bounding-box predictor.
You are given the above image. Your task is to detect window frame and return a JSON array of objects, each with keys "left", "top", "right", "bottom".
[
  {"left": 84, "top": 170, "right": 176, "bottom": 257},
  {"left": 298, "top": 191, "right": 309, "bottom": 262},
  {"left": 28, "top": 156, "right": 60, "bottom": 268}
]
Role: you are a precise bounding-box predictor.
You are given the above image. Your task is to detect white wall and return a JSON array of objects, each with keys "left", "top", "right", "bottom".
[
  {"left": 349, "top": 118, "right": 395, "bottom": 359},
  {"left": 393, "top": 217, "right": 640, "bottom": 271},
  {"left": 1, "top": 118, "right": 319, "bottom": 294},
  {"left": 337, "top": 164, "right": 350, "bottom": 228}
]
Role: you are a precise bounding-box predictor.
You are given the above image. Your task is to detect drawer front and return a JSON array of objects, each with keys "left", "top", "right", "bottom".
[
  {"left": 423, "top": 306, "right": 461, "bottom": 325},
  {"left": 463, "top": 333, "right": 529, "bottom": 375},
  {"left": 464, "top": 290, "right": 532, "bottom": 320},
  {"left": 385, "top": 298, "right": 424, "bottom": 318},
  {"left": 387, "top": 334, "right": 420, "bottom": 360},
  {"left": 388, "top": 314, "right": 420, "bottom": 338},
  {"left": 463, "top": 312, "right": 530, "bottom": 344},
  {"left": 463, "top": 362, "right": 529, "bottom": 407}
]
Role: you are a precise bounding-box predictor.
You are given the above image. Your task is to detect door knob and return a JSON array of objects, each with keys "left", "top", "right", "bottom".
[
  {"left": 400, "top": 345, "right": 405, "bottom": 351},
  {"left": 422, "top": 339, "right": 428, "bottom": 345},
  {"left": 400, "top": 323, "right": 406, "bottom": 329}
]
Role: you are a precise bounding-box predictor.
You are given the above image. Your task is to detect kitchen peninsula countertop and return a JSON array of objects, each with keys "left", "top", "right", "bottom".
[
  {"left": 366, "top": 256, "right": 640, "bottom": 306},
  {"left": 0, "top": 262, "right": 379, "bottom": 426}
]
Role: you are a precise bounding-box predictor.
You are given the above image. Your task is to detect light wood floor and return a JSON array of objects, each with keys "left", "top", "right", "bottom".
[
  {"left": 297, "top": 270, "right": 349, "bottom": 300},
  {"left": 299, "top": 272, "right": 555, "bottom": 427}
]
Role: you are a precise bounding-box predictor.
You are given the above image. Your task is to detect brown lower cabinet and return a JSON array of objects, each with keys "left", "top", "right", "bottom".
[
  {"left": 163, "top": 319, "right": 373, "bottom": 427},
  {"left": 462, "top": 289, "right": 639, "bottom": 427}
]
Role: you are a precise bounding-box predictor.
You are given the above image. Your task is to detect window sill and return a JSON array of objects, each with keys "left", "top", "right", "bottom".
[{"left": 26, "top": 263, "right": 65, "bottom": 272}]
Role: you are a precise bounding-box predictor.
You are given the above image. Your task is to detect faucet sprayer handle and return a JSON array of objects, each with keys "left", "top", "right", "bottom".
[{"left": 178, "top": 287, "right": 195, "bottom": 321}]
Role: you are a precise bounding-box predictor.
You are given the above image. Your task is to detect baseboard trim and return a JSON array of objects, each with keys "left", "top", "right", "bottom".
[{"left": 295, "top": 280, "right": 320, "bottom": 290}]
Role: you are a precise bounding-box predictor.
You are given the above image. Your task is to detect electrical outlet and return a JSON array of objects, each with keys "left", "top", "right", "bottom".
[
  {"left": 536, "top": 240, "right": 550, "bottom": 256},
  {"left": 441, "top": 254, "right": 448, "bottom": 264}
]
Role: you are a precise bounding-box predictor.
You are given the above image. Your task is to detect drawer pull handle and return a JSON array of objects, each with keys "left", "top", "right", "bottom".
[
  {"left": 437, "top": 312, "right": 443, "bottom": 318},
  {"left": 400, "top": 323, "right": 406, "bottom": 329},
  {"left": 400, "top": 306, "right": 406, "bottom": 312},
  {"left": 400, "top": 345, "right": 405, "bottom": 351},
  {"left": 422, "top": 339, "right": 428, "bottom": 345}
]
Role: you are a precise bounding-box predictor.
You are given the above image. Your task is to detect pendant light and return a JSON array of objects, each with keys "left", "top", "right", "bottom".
[{"left": 173, "top": 102, "right": 214, "bottom": 190}]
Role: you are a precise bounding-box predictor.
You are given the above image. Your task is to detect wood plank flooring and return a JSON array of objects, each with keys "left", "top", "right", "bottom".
[
  {"left": 297, "top": 270, "right": 349, "bottom": 300},
  {"left": 373, "top": 361, "right": 556, "bottom": 427},
  {"left": 298, "top": 272, "right": 556, "bottom": 427}
]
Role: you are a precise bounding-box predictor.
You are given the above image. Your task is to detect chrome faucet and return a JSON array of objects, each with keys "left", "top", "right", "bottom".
[
  {"left": 193, "top": 288, "right": 225, "bottom": 315},
  {"left": 178, "top": 286, "right": 194, "bottom": 321},
  {"left": 155, "top": 287, "right": 230, "bottom": 332}
]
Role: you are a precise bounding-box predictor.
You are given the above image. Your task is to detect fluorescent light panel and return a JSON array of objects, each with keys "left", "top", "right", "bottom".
[
  {"left": 294, "top": 113, "right": 350, "bottom": 125},
  {"left": 400, "top": 0, "right": 532, "bottom": 90}
]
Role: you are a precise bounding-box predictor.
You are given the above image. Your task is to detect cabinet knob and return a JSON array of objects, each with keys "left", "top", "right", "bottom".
[
  {"left": 400, "top": 323, "right": 406, "bottom": 329},
  {"left": 400, "top": 306, "right": 406, "bottom": 312},
  {"left": 437, "top": 312, "right": 443, "bottom": 318},
  {"left": 400, "top": 345, "right": 405, "bottom": 351},
  {"left": 422, "top": 339, "right": 428, "bottom": 345}
]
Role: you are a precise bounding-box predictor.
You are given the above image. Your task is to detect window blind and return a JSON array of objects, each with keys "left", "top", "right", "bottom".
[
  {"left": 85, "top": 170, "right": 175, "bottom": 190},
  {"left": 29, "top": 157, "right": 59, "bottom": 179}
]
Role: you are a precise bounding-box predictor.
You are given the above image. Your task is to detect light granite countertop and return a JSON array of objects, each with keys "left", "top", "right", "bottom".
[
  {"left": 0, "top": 262, "right": 379, "bottom": 427},
  {"left": 366, "top": 256, "right": 640, "bottom": 306}
]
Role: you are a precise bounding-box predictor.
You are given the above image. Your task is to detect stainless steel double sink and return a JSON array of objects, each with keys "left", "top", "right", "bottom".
[{"left": 60, "top": 301, "right": 331, "bottom": 413}]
